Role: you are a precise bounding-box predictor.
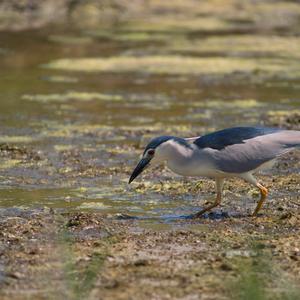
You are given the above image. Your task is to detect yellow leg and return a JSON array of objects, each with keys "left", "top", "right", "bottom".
[
  {"left": 192, "top": 193, "right": 222, "bottom": 218},
  {"left": 252, "top": 183, "right": 268, "bottom": 216},
  {"left": 192, "top": 179, "right": 224, "bottom": 218}
]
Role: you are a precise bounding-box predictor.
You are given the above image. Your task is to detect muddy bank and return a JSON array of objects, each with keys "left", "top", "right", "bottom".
[
  {"left": 1, "top": 0, "right": 300, "bottom": 32},
  {"left": 0, "top": 118, "right": 299, "bottom": 299},
  {"left": 0, "top": 121, "right": 299, "bottom": 299},
  {"left": 0, "top": 0, "right": 146, "bottom": 31},
  {"left": 0, "top": 202, "right": 300, "bottom": 300}
]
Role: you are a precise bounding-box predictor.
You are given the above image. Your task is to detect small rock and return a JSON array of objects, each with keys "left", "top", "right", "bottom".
[
  {"left": 220, "top": 263, "right": 233, "bottom": 271},
  {"left": 225, "top": 250, "right": 256, "bottom": 258},
  {"left": 133, "top": 259, "right": 148, "bottom": 266},
  {"left": 114, "top": 213, "right": 138, "bottom": 220},
  {"left": 7, "top": 272, "right": 24, "bottom": 279}
]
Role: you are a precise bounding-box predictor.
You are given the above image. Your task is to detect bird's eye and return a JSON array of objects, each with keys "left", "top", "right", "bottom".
[{"left": 148, "top": 149, "right": 155, "bottom": 156}]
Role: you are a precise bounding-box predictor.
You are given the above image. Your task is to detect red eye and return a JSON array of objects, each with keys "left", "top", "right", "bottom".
[{"left": 148, "top": 149, "right": 155, "bottom": 156}]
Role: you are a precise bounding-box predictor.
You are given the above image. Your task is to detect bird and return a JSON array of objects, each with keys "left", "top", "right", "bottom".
[{"left": 128, "top": 126, "right": 300, "bottom": 217}]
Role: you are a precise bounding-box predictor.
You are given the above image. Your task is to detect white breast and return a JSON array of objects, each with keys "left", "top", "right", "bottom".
[{"left": 165, "top": 146, "right": 222, "bottom": 178}]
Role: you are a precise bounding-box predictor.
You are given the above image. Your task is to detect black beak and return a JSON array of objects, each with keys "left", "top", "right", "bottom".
[{"left": 129, "top": 157, "right": 151, "bottom": 184}]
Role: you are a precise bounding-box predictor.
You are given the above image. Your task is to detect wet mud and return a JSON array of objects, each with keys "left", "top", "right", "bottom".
[{"left": 1, "top": 200, "right": 300, "bottom": 300}]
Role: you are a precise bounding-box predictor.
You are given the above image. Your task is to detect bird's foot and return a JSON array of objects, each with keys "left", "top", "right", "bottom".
[
  {"left": 252, "top": 211, "right": 263, "bottom": 217},
  {"left": 190, "top": 204, "right": 218, "bottom": 219},
  {"left": 185, "top": 207, "right": 210, "bottom": 219},
  {"left": 190, "top": 211, "right": 206, "bottom": 219}
]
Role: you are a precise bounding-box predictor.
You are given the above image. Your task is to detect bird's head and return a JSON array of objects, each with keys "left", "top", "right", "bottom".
[{"left": 128, "top": 135, "right": 192, "bottom": 183}]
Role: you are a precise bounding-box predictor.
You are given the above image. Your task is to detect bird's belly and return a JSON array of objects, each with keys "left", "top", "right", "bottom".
[{"left": 166, "top": 160, "right": 223, "bottom": 178}]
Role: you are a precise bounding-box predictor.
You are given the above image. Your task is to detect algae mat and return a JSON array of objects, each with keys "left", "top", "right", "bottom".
[{"left": 45, "top": 55, "right": 300, "bottom": 79}]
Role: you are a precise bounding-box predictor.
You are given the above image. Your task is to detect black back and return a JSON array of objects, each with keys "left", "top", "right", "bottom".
[{"left": 193, "top": 127, "right": 279, "bottom": 150}]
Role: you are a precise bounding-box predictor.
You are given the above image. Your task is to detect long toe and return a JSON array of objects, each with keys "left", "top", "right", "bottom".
[{"left": 190, "top": 211, "right": 206, "bottom": 219}]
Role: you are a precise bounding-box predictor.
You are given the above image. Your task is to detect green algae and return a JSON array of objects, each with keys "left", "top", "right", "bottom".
[
  {"left": 167, "top": 35, "right": 300, "bottom": 59},
  {"left": 45, "top": 55, "right": 300, "bottom": 79},
  {"left": 267, "top": 110, "right": 300, "bottom": 118},
  {"left": 85, "top": 15, "right": 232, "bottom": 41},
  {"left": 122, "top": 16, "right": 233, "bottom": 33},
  {"left": 78, "top": 202, "right": 111, "bottom": 210},
  {"left": 41, "top": 75, "right": 79, "bottom": 83},
  {"left": 34, "top": 120, "right": 114, "bottom": 139},
  {"left": 227, "top": 245, "right": 300, "bottom": 300},
  {"left": 48, "top": 35, "right": 94, "bottom": 45},
  {"left": 113, "top": 31, "right": 169, "bottom": 42},
  {"left": 191, "top": 99, "right": 265, "bottom": 109},
  {"left": 22, "top": 91, "right": 123, "bottom": 102},
  {"left": 58, "top": 227, "right": 111, "bottom": 300},
  {"left": 73, "top": 186, "right": 128, "bottom": 200},
  {"left": 0, "top": 136, "right": 34, "bottom": 143},
  {"left": 266, "top": 109, "right": 300, "bottom": 129},
  {"left": 266, "top": 109, "right": 300, "bottom": 125},
  {"left": 54, "top": 145, "right": 75, "bottom": 152},
  {"left": 86, "top": 29, "right": 171, "bottom": 42},
  {"left": 132, "top": 180, "right": 195, "bottom": 195},
  {"left": 0, "top": 159, "right": 21, "bottom": 169}
]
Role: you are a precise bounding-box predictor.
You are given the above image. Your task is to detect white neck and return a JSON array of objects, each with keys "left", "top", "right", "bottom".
[{"left": 153, "top": 140, "right": 217, "bottom": 177}]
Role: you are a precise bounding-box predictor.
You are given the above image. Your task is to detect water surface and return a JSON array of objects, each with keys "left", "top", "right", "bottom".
[{"left": 0, "top": 22, "right": 299, "bottom": 219}]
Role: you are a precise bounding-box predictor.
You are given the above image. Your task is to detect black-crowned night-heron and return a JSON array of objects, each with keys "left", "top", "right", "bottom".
[{"left": 129, "top": 126, "right": 300, "bottom": 217}]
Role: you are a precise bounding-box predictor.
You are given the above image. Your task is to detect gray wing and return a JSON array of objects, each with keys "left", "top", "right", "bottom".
[{"left": 203, "top": 130, "right": 300, "bottom": 174}]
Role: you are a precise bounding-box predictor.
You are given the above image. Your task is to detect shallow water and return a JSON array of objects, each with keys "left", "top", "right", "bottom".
[{"left": 0, "top": 22, "right": 299, "bottom": 219}]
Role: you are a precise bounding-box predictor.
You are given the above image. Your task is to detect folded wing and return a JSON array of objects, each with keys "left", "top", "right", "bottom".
[{"left": 193, "top": 127, "right": 300, "bottom": 174}]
